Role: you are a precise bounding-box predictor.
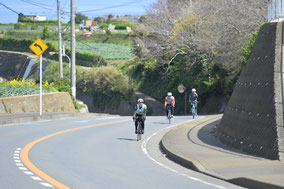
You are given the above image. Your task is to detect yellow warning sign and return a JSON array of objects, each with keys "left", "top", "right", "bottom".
[{"left": 29, "top": 37, "right": 48, "bottom": 56}]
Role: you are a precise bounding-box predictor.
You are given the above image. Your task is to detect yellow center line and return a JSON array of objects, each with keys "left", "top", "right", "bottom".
[{"left": 20, "top": 119, "right": 131, "bottom": 189}]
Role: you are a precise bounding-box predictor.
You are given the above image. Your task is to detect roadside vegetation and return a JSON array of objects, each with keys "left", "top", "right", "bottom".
[
  {"left": 0, "top": 78, "right": 57, "bottom": 98},
  {"left": 0, "top": 1, "right": 267, "bottom": 114},
  {"left": 27, "top": 59, "right": 135, "bottom": 111}
]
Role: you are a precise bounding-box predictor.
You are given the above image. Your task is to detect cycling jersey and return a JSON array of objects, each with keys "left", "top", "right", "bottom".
[
  {"left": 165, "top": 96, "right": 175, "bottom": 107},
  {"left": 135, "top": 104, "right": 147, "bottom": 116},
  {"left": 189, "top": 93, "right": 198, "bottom": 103}
]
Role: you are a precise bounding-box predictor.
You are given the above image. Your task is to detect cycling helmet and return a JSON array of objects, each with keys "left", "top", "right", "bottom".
[
  {"left": 192, "top": 88, "right": 196, "bottom": 92},
  {"left": 138, "top": 98, "right": 144, "bottom": 103},
  {"left": 167, "top": 92, "right": 172, "bottom": 96}
]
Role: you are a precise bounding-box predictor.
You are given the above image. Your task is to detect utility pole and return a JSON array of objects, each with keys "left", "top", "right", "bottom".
[
  {"left": 71, "top": 0, "right": 76, "bottom": 98},
  {"left": 57, "top": 0, "right": 63, "bottom": 79}
]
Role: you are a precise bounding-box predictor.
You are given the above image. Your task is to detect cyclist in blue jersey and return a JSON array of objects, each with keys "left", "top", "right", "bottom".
[{"left": 189, "top": 88, "right": 198, "bottom": 115}]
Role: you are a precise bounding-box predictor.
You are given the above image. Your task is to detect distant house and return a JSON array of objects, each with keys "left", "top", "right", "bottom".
[
  {"left": 80, "top": 20, "right": 98, "bottom": 32},
  {"left": 22, "top": 12, "right": 47, "bottom": 21}
]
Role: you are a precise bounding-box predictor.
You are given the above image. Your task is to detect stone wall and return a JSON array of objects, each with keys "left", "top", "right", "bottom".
[
  {"left": 0, "top": 92, "right": 76, "bottom": 114},
  {"left": 217, "top": 23, "right": 284, "bottom": 160}
]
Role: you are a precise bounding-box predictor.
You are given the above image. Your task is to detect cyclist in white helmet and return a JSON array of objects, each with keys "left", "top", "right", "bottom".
[
  {"left": 189, "top": 88, "right": 198, "bottom": 115},
  {"left": 133, "top": 98, "right": 147, "bottom": 134},
  {"left": 164, "top": 92, "right": 175, "bottom": 118}
]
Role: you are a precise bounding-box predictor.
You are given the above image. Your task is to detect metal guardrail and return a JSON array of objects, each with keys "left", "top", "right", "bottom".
[{"left": 268, "top": 0, "right": 284, "bottom": 22}]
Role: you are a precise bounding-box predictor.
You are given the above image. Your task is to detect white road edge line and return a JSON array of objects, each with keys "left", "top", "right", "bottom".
[
  {"left": 141, "top": 118, "right": 226, "bottom": 189},
  {"left": 40, "top": 182, "right": 54, "bottom": 187},
  {"left": 19, "top": 167, "right": 28, "bottom": 170},
  {"left": 14, "top": 148, "right": 50, "bottom": 188},
  {"left": 31, "top": 176, "right": 42, "bottom": 181},
  {"left": 24, "top": 171, "right": 34, "bottom": 175}
]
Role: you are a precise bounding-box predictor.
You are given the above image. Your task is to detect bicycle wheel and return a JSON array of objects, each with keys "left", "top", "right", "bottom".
[
  {"left": 137, "top": 121, "right": 142, "bottom": 141},
  {"left": 192, "top": 105, "right": 196, "bottom": 119},
  {"left": 168, "top": 109, "right": 171, "bottom": 124}
]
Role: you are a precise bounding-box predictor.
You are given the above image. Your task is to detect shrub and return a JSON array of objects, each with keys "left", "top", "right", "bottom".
[
  {"left": 42, "top": 27, "right": 50, "bottom": 39},
  {"left": 77, "top": 66, "right": 134, "bottom": 108}
]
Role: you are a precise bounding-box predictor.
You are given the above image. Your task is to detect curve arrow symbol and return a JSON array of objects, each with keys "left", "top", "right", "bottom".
[{"left": 34, "top": 43, "right": 42, "bottom": 51}]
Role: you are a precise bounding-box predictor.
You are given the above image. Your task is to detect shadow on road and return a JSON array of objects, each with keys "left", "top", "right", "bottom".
[
  {"left": 117, "top": 138, "right": 137, "bottom": 141},
  {"left": 152, "top": 122, "right": 170, "bottom": 125}
]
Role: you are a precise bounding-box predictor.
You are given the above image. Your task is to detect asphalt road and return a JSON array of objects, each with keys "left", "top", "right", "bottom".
[{"left": 0, "top": 115, "right": 243, "bottom": 189}]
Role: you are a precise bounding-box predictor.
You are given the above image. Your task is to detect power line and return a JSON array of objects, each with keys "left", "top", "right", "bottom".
[
  {"left": 19, "top": 0, "right": 55, "bottom": 11},
  {"left": 0, "top": 2, "right": 19, "bottom": 15},
  {"left": 77, "top": 0, "right": 146, "bottom": 13},
  {"left": 20, "top": 0, "right": 54, "bottom": 8}
]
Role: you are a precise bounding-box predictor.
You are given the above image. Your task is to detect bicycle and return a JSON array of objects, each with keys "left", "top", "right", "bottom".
[
  {"left": 167, "top": 105, "right": 172, "bottom": 124},
  {"left": 134, "top": 117, "right": 144, "bottom": 141},
  {"left": 191, "top": 102, "right": 197, "bottom": 119}
]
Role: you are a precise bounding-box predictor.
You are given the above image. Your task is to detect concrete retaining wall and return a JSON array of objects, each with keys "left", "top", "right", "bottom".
[
  {"left": 217, "top": 23, "right": 283, "bottom": 160},
  {"left": 0, "top": 50, "right": 36, "bottom": 80},
  {"left": 0, "top": 92, "right": 76, "bottom": 114}
]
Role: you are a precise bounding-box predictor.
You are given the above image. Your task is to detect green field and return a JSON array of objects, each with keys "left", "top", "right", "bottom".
[
  {"left": 63, "top": 42, "right": 133, "bottom": 60},
  {"left": 1, "top": 26, "right": 135, "bottom": 60}
]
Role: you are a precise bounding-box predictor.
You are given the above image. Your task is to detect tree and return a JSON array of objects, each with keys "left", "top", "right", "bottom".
[
  {"left": 139, "top": 0, "right": 268, "bottom": 75},
  {"left": 107, "top": 14, "right": 114, "bottom": 23},
  {"left": 93, "top": 16, "right": 105, "bottom": 25},
  {"left": 75, "top": 13, "right": 88, "bottom": 24}
]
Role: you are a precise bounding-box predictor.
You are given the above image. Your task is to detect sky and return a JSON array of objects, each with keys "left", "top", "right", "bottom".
[{"left": 0, "top": 0, "right": 157, "bottom": 24}]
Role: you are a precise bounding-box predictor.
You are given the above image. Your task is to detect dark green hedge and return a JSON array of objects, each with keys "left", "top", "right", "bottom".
[
  {"left": 0, "top": 37, "right": 107, "bottom": 67},
  {"left": 18, "top": 17, "right": 57, "bottom": 24},
  {"left": 100, "top": 22, "right": 139, "bottom": 30}
]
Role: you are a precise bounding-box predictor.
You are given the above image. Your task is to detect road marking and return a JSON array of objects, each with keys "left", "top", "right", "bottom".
[
  {"left": 14, "top": 153, "right": 20, "bottom": 156},
  {"left": 15, "top": 150, "right": 20, "bottom": 153},
  {"left": 24, "top": 171, "right": 34, "bottom": 175},
  {"left": 14, "top": 160, "right": 21, "bottom": 163},
  {"left": 19, "top": 167, "right": 28, "bottom": 170},
  {"left": 31, "top": 176, "right": 42, "bottom": 181},
  {"left": 13, "top": 156, "right": 20, "bottom": 159},
  {"left": 141, "top": 118, "right": 226, "bottom": 189},
  {"left": 16, "top": 163, "right": 24, "bottom": 166},
  {"left": 74, "top": 120, "right": 90, "bottom": 123},
  {"left": 40, "top": 182, "right": 54, "bottom": 187},
  {"left": 20, "top": 119, "right": 130, "bottom": 189}
]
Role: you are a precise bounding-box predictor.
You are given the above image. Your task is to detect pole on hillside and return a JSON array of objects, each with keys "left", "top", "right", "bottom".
[
  {"left": 57, "top": 0, "right": 63, "bottom": 79},
  {"left": 71, "top": 0, "right": 76, "bottom": 98},
  {"left": 40, "top": 55, "right": 42, "bottom": 116}
]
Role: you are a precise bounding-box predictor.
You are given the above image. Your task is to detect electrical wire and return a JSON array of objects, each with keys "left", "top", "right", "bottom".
[
  {"left": 74, "top": 0, "right": 147, "bottom": 13},
  {"left": 0, "top": 2, "right": 19, "bottom": 15},
  {"left": 19, "top": 0, "right": 54, "bottom": 10}
]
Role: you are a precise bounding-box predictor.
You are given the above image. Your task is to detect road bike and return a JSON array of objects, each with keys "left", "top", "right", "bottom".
[
  {"left": 191, "top": 103, "right": 197, "bottom": 119},
  {"left": 134, "top": 117, "right": 144, "bottom": 141},
  {"left": 167, "top": 105, "right": 173, "bottom": 124}
]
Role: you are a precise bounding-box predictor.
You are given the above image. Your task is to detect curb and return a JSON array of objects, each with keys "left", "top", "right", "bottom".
[
  {"left": 160, "top": 116, "right": 284, "bottom": 189},
  {"left": 0, "top": 112, "right": 111, "bottom": 126}
]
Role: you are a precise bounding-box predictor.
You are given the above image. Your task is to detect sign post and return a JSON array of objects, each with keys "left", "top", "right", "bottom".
[
  {"left": 178, "top": 84, "right": 187, "bottom": 115},
  {"left": 29, "top": 38, "right": 48, "bottom": 116}
]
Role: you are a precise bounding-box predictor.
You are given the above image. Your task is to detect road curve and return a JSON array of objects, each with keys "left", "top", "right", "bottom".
[{"left": 0, "top": 115, "right": 243, "bottom": 189}]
